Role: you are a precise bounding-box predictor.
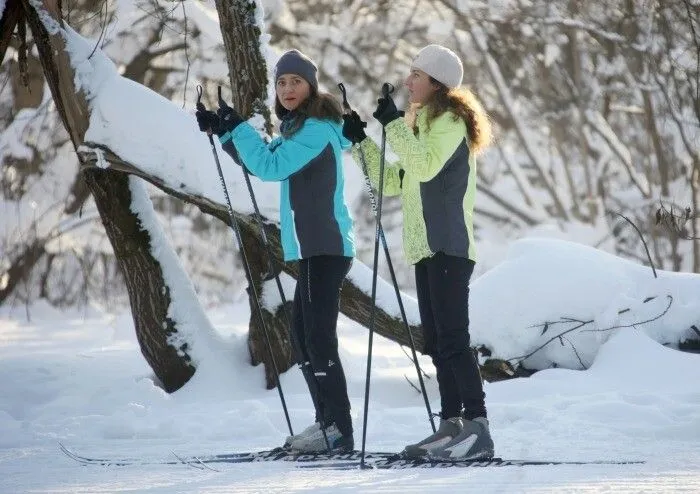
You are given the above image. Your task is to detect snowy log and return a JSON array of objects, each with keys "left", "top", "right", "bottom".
[{"left": 77, "top": 144, "right": 427, "bottom": 351}]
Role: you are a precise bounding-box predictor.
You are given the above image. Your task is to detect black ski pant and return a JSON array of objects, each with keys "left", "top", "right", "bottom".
[
  {"left": 291, "top": 255, "right": 353, "bottom": 437},
  {"left": 415, "top": 252, "right": 487, "bottom": 421}
]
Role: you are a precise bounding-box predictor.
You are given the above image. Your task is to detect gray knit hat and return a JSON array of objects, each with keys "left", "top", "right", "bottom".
[
  {"left": 411, "top": 44, "right": 463, "bottom": 89},
  {"left": 275, "top": 49, "right": 318, "bottom": 90}
]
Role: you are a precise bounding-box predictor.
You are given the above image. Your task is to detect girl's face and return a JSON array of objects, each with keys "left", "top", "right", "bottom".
[
  {"left": 404, "top": 69, "right": 439, "bottom": 105},
  {"left": 276, "top": 74, "right": 311, "bottom": 111}
]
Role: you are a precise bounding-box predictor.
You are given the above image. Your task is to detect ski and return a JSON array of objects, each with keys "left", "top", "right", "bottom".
[
  {"left": 59, "top": 442, "right": 643, "bottom": 469},
  {"left": 296, "top": 456, "right": 645, "bottom": 470},
  {"left": 59, "top": 443, "right": 393, "bottom": 467}
]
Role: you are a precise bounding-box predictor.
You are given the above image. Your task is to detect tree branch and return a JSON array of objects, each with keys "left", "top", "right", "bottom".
[
  {"left": 509, "top": 295, "right": 673, "bottom": 365},
  {"left": 76, "top": 143, "right": 426, "bottom": 349},
  {"left": 0, "top": 0, "right": 22, "bottom": 64}
]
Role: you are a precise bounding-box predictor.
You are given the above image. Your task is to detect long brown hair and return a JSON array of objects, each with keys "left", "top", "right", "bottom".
[
  {"left": 275, "top": 88, "right": 343, "bottom": 138},
  {"left": 420, "top": 79, "right": 493, "bottom": 155}
]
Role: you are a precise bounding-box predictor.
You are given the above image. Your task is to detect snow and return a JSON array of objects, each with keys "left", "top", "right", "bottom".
[
  {"left": 55, "top": 12, "right": 368, "bottom": 249},
  {"left": 346, "top": 260, "right": 421, "bottom": 326},
  {"left": 127, "top": 176, "right": 228, "bottom": 368},
  {"left": 5, "top": 4, "right": 699, "bottom": 491},
  {"left": 251, "top": 0, "right": 279, "bottom": 112},
  {"left": 0, "top": 92, "right": 81, "bottom": 245},
  {"left": 470, "top": 238, "right": 700, "bottom": 369},
  {"left": 60, "top": 24, "right": 281, "bottom": 220},
  {"left": 1, "top": 242, "right": 700, "bottom": 492},
  {"left": 543, "top": 43, "right": 560, "bottom": 67},
  {"left": 260, "top": 271, "right": 296, "bottom": 312}
]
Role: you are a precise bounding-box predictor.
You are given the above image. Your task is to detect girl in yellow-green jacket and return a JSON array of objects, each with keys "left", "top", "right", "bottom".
[{"left": 342, "top": 44, "right": 494, "bottom": 460}]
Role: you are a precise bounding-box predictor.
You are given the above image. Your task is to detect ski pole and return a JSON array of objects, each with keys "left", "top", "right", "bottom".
[
  {"left": 196, "top": 85, "right": 294, "bottom": 437},
  {"left": 359, "top": 82, "right": 395, "bottom": 468},
  {"left": 338, "top": 83, "right": 436, "bottom": 434},
  {"left": 213, "top": 86, "right": 331, "bottom": 452}
]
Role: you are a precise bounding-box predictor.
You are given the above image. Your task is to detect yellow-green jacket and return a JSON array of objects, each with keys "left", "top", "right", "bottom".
[{"left": 353, "top": 108, "right": 476, "bottom": 265}]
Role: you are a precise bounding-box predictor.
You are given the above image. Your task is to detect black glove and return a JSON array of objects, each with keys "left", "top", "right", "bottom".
[
  {"left": 217, "top": 99, "right": 244, "bottom": 134},
  {"left": 196, "top": 109, "right": 224, "bottom": 136},
  {"left": 342, "top": 111, "right": 367, "bottom": 144},
  {"left": 372, "top": 94, "right": 401, "bottom": 126}
]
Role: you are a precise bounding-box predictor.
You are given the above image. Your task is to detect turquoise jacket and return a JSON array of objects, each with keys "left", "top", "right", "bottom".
[{"left": 219, "top": 118, "right": 355, "bottom": 261}]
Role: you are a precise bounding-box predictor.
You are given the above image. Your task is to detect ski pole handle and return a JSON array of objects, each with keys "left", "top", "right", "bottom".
[
  {"left": 195, "top": 85, "right": 213, "bottom": 136},
  {"left": 218, "top": 86, "right": 226, "bottom": 108},
  {"left": 381, "top": 82, "right": 394, "bottom": 98}
]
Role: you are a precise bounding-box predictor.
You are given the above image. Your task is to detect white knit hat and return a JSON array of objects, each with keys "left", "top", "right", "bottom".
[{"left": 411, "top": 44, "right": 464, "bottom": 89}]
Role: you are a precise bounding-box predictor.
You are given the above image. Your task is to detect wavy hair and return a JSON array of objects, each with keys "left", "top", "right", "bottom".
[{"left": 420, "top": 80, "right": 493, "bottom": 155}]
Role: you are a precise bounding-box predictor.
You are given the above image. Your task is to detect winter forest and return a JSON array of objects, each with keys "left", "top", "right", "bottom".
[{"left": 1, "top": 0, "right": 700, "bottom": 492}]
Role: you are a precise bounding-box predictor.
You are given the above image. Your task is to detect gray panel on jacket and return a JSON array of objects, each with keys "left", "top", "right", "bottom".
[
  {"left": 289, "top": 143, "right": 343, "bottom": 258},
  {"left": 419, "top": 138, "right": 470, "bottom": 258}
]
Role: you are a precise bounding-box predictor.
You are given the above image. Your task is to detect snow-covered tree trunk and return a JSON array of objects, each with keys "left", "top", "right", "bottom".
[
  {"left": 213, "top": 0, "right": 290, "bottom": 387},
  {"left": 240, "top": 226, "right": 294, "bottom": 388},
  {"left": 19, "top": 0, "right": 195, "bottom": 391},
  {"left": 83, "top": 169, "right": 195, "bottom": 390},
  {"left": 0, "top": 0, "right": 22, "bottom": 61},
  {"left": 213, "top": 0, "right": 272, "bottom": 133}
]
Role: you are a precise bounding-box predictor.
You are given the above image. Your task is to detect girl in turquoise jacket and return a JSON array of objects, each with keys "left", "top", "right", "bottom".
[{"left": 197, "top": 49, "right": 355, "bottom": 454}]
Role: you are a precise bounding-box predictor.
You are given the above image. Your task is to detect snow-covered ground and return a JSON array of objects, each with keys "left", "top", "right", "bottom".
[
  {"left": 3, "top": 4, "right": 699, "bottom": 491},
  {"left": 2, "top": 239, "right": 700, "bottom": 493}
]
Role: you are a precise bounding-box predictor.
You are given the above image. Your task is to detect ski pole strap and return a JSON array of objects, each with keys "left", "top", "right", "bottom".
[
  {"left": 337, "top": 81, "right": 395, "bottom": 112},
  {"left": 196, "top": 85, "right": 205, "bottom": 111},
  {"left": 337, "top": 82, "right": 351, "bottom": 113}
]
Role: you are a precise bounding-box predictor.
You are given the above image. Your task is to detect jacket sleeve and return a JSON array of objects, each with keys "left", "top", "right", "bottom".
[
  {"left": 384, "top": 112, "right": 465, "bottom": 183},
  {"left": 218, "top": 120, "right": 330, "bottom": 181},
  {"left": 351, "top": 137, "right": 402, "bottom": 197}
]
